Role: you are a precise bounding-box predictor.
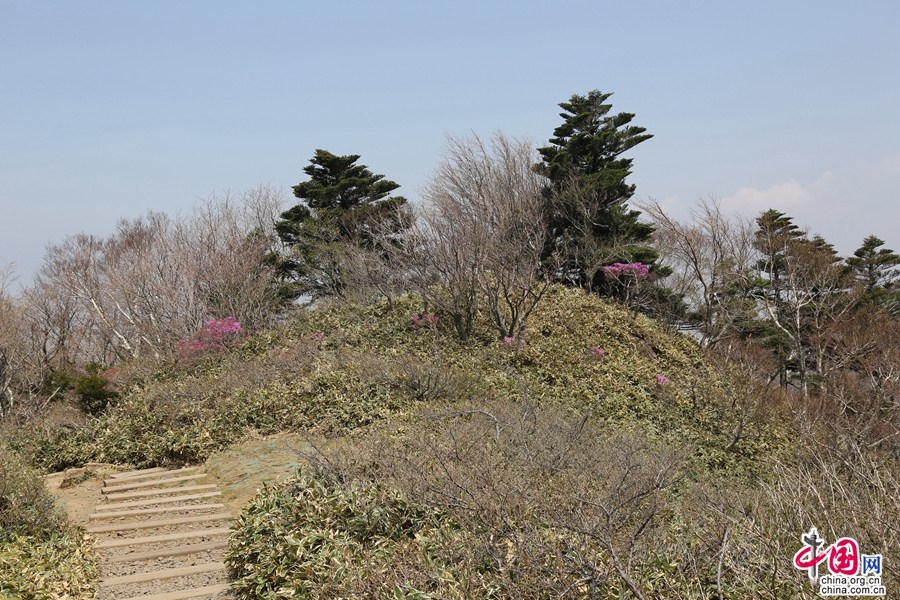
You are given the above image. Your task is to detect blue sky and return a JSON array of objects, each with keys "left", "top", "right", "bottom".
[{"left": 2, "top": 1, "right": 898, "bottom": 281}]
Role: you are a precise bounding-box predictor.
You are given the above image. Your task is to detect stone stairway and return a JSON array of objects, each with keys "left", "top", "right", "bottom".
[{"left": 89, "top": 466, "right": 234, "bottom": 599}]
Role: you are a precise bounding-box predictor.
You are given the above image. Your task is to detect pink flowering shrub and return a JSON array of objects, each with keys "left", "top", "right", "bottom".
[
  {"left": 501, "top": 336, "right": 526, "bottom": 349},
  {"left": 176, "top": 317, "right": 244, "bottom": 358},
  {"left": 656, "top": 374, "right": 670, "bottom": 386},
  {"left": 588, "top": 346, "right": 606, "bottom": 358},
  {"left": 413, "top": 313, "right": 439, "bottom": 326},
  {"left": 602, "top": 262, "right": 650, "bottom": 278},
  {"left": 602, "top": 262, "right": 651, "bottom": 311}
]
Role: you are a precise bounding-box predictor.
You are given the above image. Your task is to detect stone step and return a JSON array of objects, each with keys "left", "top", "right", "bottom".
[
  {"left": 105, "top": 467, "right": 198, "bottom": 486},
  {"left": 117, "top": 583, "right": 230, "bottom": 600},
  {"left": 104, "top": 484, "right": 218, "bottom": 502},
  {"left": 105, "top": 540, "right": 228, "bottom": 564},
  {"left": 96, "top": 527, "right": 232, "bottom": 549},
  {"left": 87, "top": 512, "right": 232, "bottom": 533},
  {"left": 96, "top": 491, "right": 221, "bottom": 511},
  {"left": 90, "top": 503, "right": 225, "bottom": 520},
  {"left": 99, "top": 561, "right": 225, "bottom": 587},
  {"left": 109, "top": 466, "right": 168, "bottom": 479},
  {"left": 101, "top": 473, "right": 207, "bottom": 493}
]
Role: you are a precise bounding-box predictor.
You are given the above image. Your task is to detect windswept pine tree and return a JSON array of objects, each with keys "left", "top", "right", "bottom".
[
  {"left": 538, "top": 90, "right": 658, "bottom": 293},
  {"left": 275, "top": 150, "right": 410, "bottom": 300},
  {"left": 847, "top": 235, "right": 900, "bottom": 310}
]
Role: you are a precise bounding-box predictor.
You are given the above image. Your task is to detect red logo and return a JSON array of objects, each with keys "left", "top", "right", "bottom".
[{"left": 793, "top": 528, "right": 859, "bottom": 580}]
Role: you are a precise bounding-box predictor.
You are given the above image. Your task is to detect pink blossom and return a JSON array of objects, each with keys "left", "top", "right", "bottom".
[
  {"left": 176, "top": 317, "right": 244, "bottom": 355},
  {"left": 603, "top": 262, "right": 650, "bottom": 278},
  {"left": 589, "top": 346, "right": 606, "bottom": 357},
  {"left": 656, "top": 374, "right": 670, "bottom": 386},
  {"left": 413, "top": 313, "right": 439, "bottom": 327}
]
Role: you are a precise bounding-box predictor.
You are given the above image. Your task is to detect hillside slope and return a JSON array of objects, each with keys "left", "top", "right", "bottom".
[
  {"left": 23, "top": 286, "right": 789, "bottom": 477},
  {"left": 18, "top": 286, "right": 895, "bottom": 599}
]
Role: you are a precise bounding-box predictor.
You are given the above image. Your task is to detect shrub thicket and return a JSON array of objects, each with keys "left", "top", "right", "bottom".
[
  {"left": 5, "top": 285, "right": 897, "bottom": 598},
  {"left": 0, "top": 445, "right": 99, "bottom": 598},
  {"left": 19, "top": 287, "right": 790, "bottom": 477},
  {"left": 227, "top": 398, "right": 899, "bottom": 599},
  {"left": 74, "top": 362, "right": 117, "bottom": 416}
]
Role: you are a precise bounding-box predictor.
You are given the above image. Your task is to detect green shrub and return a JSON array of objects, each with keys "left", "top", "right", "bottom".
[
  {"left": 0, "top": 446, "right": 64, "bottom": 540},
  {"left": 74, "top": 363, "right": 116, "bottom": 416},
  {"left": 0, "top": 445, "right": 99, "bottom": 599},
  {"left": 0, "top": 530, "right": 99, "bottom": 600},
  {"left": 42, "top": 371, "right": 75, "bottom": 396},
  {"left": 226, "top": 469, "right": 462, "bottom": 599},
  {"left": 23, "top": 287, "right": 793, "bottom": 478}
]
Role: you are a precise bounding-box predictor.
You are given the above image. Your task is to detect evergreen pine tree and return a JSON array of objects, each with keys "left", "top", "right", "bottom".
[
  {"left": 538, "top": 90, "right": 657, "bottom": 292},
  {"left": 846, "top": 235, "right": 900, "bottom": 309},
  {"left": 274, "top": 150, "right": 408, "bottom": 300}
]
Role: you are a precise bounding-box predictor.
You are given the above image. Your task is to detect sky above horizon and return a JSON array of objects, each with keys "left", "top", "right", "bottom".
[{"left": 2, "top": 1, "right": 898, "bottom": 283}]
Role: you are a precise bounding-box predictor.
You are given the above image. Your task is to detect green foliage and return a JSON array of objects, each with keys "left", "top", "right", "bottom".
[
  {"left": 226, "top": 470, "right": 458, "bottom": 599},
  {"left": 21, "top": 286, "right": 792, "bottom": 478},
  {"left": 0, "top": 446, "right": 98, "bottom": 599},
  {"left": 0, "top": 447, "right": 64, "bottom": 540},
  {"left": 225, "top": 409, "right": 820, "bottom": 599},
  {"left": 42, "top": 371, "right": 74, "bottom": 396},
  {"left": 74, "top": 363, "right": 116, "bottom": 416},
  {"left": 275, "top": 150, "right": 410, "bottom": 301},
  {"left": 7, "top": 284, "right": 826, "bottom": 597},
  {"left": 847, "top": 234, "right": 900, "bottom": 309},
  {"left": 538, "top": 90, "right": 658, "bottom": 291},
  {"left": 0, "top": 530, "right": 100, "bottom": 600}
]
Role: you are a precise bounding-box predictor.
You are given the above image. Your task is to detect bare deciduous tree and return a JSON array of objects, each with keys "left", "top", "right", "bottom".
[
  {"left": 638, "top": 197, "right": 757, "bottom": 347},
  {"left": 0, "top": 264, "right": 24, "bottom": 416},
  {"left": 550, "top": 173, "right": 647, "bottom": 294},
  {"left": 31, "top": 184, "right": 287, "bottom": 361},
  {"left": 755, "top": 225, "right": 857, "bottom": 396},
  {"left": 401, "top": 133, "right": 550, "bottom": 340}
]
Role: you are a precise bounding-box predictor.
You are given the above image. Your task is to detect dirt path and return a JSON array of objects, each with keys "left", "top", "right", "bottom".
[{"left": 45, "top": 432, "right": 315, "bottom": 599}]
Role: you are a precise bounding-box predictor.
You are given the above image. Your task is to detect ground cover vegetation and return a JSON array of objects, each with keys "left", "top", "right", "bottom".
[
  {"left": 1, "top": 89, "right": 898, "bottom": 598},
  {"left": 0, "top": 446, "right": 99, "bottom": 598}
]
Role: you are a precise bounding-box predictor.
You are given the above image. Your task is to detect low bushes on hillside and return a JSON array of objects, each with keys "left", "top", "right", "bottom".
[
  {"left": 0, "top": 445, "right": 99, "bottom": 599},
  {"left": 227, "top": 397, "right": 899, "bottom": 599},
  {"left": 226, "top": 470, "right": 461, "bottom": 599},
  {"left": 227, "top": 400, "right": 690, "bottom": 599},
  {"left": 18, "top": 287, "right": 791, "bottom": 478}
]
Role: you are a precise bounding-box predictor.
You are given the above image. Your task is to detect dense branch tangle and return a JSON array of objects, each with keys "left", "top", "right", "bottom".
[
  {"left": 403, "top": 132, "right": 550, "bottom": 341},
  {"left": 33, "top": 186, "right": 285, "bottom": 362}
]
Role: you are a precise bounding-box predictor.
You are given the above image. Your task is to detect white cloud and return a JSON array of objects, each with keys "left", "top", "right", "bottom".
[{"left": 721, "top": 172, "right": 833, "bottom": 215}]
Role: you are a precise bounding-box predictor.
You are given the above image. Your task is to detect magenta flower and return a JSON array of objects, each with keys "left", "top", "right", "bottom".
[
  {"left": 413, "top": 313, "right": 439, "bottom": 327},
  {"left": 603, "top": 262, "right": 650, "bottom": 278},
  {"left": 656, "top": 374, "right": 670, "bottom": 386},
  {"left": 176, "top": 316, "right": 244, "bottom": 355},
  {"left": 589, "top": 346, "right": 606, "bottom": 357}
]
